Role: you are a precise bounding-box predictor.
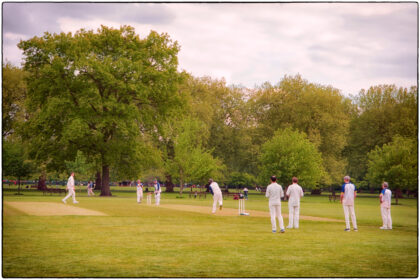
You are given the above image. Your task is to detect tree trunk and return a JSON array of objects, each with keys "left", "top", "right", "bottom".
[
  {"left": 179, "top": 170, "right": 184, "bottom": 195},
  {"left": 165, "top": 174, "right": 174, "bottom": 192},
  {"left": 38, "top": 174, "right": 47, "bottom": 190},
  {"left": 95, "top": 171, "right": 102, "bottom": 191},
  {"left": 100, "top": 165, "right": 112, "bottom": 196}
]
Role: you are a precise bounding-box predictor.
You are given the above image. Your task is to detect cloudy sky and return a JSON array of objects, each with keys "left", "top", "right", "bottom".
[{"left": 3, "top": 2, "right": 418, "bottom": 95}]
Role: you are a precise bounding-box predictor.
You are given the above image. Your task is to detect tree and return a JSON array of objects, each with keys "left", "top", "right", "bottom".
[
  {"left": 346, "top": 85, "right": 418, "bottom": 182},
  {"left": 248, "top": 75, "right": 353, "bottom": 185},
  {"left": 227, "top": 172, "right": 257, "bottom": 190},
  {"left": 18, "top": 25, "right": 182, "bottom": 196},
  {"left": 164, "top": 117, "right": 225, "bottom": 195},
  {"left": 2, "top": 140, "right": 34, "bottom": 194},
  {"left": 366, "top": 136, "right": 417, "bottom": 198},
  {"left": 2, "top": 63, "right": 27, "bottom": 137},
  {"left": 258, "top": 128, "right": 326, "bottom": 189}
]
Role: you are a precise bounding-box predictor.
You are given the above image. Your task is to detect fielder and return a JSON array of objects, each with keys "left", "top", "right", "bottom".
[
  {"left": 379, "top": 182, "right": 392, "bottom": 230},
  {"left": 265, "top": 175, "right": 285, "bottom": 233},
  {"left": 340, "top": 175, "right": 358, "bottom": 231},
  {"left": 136, "top": 179, "right": 143, "bottom": 204},
  {"left": 209, "top": 179, "right": 223, "bottom": 213},
  {"left": 154, "top": 179, "right": 161, "bottom": 205},
  {"left": 62, "top": 172, "right": 79, "bottom": 204},
  {"left": 286, "top": 177, "right": 304, "bottom": 229}
]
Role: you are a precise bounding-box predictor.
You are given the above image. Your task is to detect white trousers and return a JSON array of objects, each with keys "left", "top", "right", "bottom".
[
  {"left": 212, "top": 193, "right": 223, "bottom": 213},
  {"left": 288, "top": 205, "right": 300, "bottom": 228},
  {"left": 63, "top": 189, "right": 77, "bottom": 203},
  {"left": 343, "top": 205, "right": 357, "bottom": 229},
  {"left": 87, "top": 188, "right": 94, "bottom": 196},
  {"left": 155, "top": 193, "right": 160, "bottom": 205},
  {"left": 269, "top": 204, "right": 284, "bottom": 231},
  {"left": 381, "top": 206, "right": 392, "bottom": 229},
  {"left": 137, "top": 191, "right": 143, "bottom": 203}
]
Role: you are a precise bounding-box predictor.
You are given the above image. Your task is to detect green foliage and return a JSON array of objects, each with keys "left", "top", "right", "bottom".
[
  {"left": 259, "top": 128, "right": 326, "bottom": 188},
  {"left": 165, "top": 117, "right": 225, "bottom": 191},
  {"left": 227, "top": 172, "right": 257, "bottom": 188},
  {"left": 346, "top": 85, "right": 418, "bottom": 181},
  {"left": 17, "top": 25, "right": 183, "bottom": 193},
  {"left": 249, "top": 75, "right": 353, "bottom": 184},
  {"left": 366, "top": 136, "right": 417, "bottom": 191},
  {"left": 2, "top": 140, "right": 34, "bottom": 180},
  {"left": 2, "top": 63, "right": 27, "bottom": 137}
]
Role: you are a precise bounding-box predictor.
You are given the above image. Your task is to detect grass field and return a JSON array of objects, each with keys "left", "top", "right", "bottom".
[{"left": 2, "top": 188, "right": 418, "bottom": 277}]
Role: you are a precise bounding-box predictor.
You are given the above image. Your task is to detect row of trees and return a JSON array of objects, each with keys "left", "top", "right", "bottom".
[{"left": 3, "top": 25, "right": 418, "bottom": 195}]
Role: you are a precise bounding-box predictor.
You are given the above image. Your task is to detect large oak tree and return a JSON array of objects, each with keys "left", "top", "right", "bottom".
[{"left": 18, "top": 25, "right": 182, "bottom": 195}]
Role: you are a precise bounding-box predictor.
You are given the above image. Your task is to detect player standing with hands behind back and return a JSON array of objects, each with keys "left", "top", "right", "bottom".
[
  {"left": 341, "top": 176, "right": 358, "bottom": 232},
  {"left": 265, "top": 176, "right": 285, "bottom": 233}
]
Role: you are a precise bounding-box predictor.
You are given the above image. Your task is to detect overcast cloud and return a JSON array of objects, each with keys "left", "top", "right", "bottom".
[{"left": 2, "top": 2, "right": 418, "bottom": 95}]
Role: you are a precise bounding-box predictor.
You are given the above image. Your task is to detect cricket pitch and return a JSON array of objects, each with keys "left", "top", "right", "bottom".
[{"left": 4, "top": 201, "right": 107, "bottom": 216}]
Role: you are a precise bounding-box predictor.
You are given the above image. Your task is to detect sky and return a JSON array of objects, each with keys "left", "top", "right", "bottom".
[{"left": 2, "top": 2, "right": 418, "bottom": 96}]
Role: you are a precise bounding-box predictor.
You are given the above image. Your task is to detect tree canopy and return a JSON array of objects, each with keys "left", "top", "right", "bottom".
[
  {"left": 258, "top": 128, "right": 326, "bottom": 188},
  {"left": 2, "top": 25, "right": 417, "bottom": 193},
  {"left": 17, "top": 25, "right": 183, "bottom": 195}
]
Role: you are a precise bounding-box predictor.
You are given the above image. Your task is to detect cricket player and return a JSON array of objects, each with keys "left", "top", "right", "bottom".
[
  {"left": 379, "top": 182, "right": 392, "bottom": 230},
  {"left": 154, "top": 179, "right": 161, "bottom": 205},
  {"left": 265, "top": 175, "right": 285, "bottom": 233},
  {"left": 209, "top": 179, "right": 223, "bottom": 213},
  {"left": 136, "top": 179, "right": 143, "bottom": 204},
  {"left": 62, "top": 172, "right": 79, "bottom": 204},
  {"left": 340, "top": 175, "right": 358, "bottom": 231},
  {"left": 286, "top": 177, "right": 304, "bottom": 229}
]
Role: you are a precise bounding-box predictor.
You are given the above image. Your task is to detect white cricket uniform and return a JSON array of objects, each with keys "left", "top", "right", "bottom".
[
  {"left": 286, "top": 183, "right": 304, "bottom": 228},
  {"left": 380, "top": 188, "right": 392, "bottom": 229},
  {"left": 137, "top": 183, "right": 143, "bottom": 203},
  {"left": 210, "top": 182, "right": 223, "bottom": 213},
  {"left": 63, "top": 175, "right": 78, "bottom": 203},
  {"left": 265, "top": 182, "right": 285, "bottom": 231},
  {"left": 341, "top": 183, "right": 357, "bottom": 230},
  {"left": 154, "top": 182, "right": 161, "bottom": 205}
]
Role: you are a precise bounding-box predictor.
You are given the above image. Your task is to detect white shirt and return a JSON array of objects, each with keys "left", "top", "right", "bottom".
[
  {"left": 265, "top": 182, "right": 284, "bottom": 206},
  {"left": 380, "top": 188, "right": 392, "bottom": 208},
  {"left": 341, "top": 183, "right": 356, "bottom": 206},
  {"left": 137, "top": 183, "right": 143, "bottom": 192},
  {"left": 154, "top": 182, "right": 161, "bottom": 194},
  {"left": 286, "top": 183, "right": 304, "bottom": 207},
  {"left": 210, "top": 182, "right": 222, "bottom": 195},
  {"left": 67, "top": 175, "right": 74, "bottom": 190}
]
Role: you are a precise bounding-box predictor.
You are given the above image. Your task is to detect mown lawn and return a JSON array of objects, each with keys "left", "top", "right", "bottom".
[{"left": 2, "top": 189, "right": 418, "bottom": 277}]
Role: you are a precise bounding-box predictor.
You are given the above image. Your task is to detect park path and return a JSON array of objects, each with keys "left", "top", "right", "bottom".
[
  {"left": 159, "top": 204, "right": 342, "bottom": 222},
  {"left": 4, "top": 201, "right": 107, "bottom": 216}
]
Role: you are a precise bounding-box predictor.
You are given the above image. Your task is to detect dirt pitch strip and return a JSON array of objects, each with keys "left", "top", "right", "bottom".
[
  {"left": 4, "top": 202, "right": 107, "bottom": 216},
  {"left": 159, "top": 204, "right": 342, "bottom": 222}
]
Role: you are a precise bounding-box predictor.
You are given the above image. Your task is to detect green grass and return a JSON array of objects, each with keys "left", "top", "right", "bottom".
[{"left": 3, "top": 189, "right": 418, "bottom": 277}]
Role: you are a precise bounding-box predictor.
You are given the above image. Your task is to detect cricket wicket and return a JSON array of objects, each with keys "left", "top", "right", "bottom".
[
  {"left": 147, "top": 193, "right": 152, "bottom": 205},
  {"left": 239, "top": 197, "right": 250, "bottom": 216}
]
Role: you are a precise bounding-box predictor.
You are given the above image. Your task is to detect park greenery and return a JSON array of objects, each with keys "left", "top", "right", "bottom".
[{"left": 2, "top": 25, "right": 418, "bottom": 195}]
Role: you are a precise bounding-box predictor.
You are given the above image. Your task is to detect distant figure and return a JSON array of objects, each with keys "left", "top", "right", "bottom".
[
  {"left": 243, "top": 187, "right": 249, "bottom": 200},
  {"left": 286, "top": 177, "right": 304, "bottom": 229},
  {"left": 62, "top": 172, "right": 79, "bottom": 204},
  {"left": 209, "top": 179, "right": 223, "bottom": 213},
  {"left": 265, "top": 176, "right": 285, "bottom": 233},
  {"left": 340, "top": 176, "right": 358, "bottom": 232},
  {"left": 87, "top": 181, "right": 95, "bottom": 196},
  {"left": 379, "top": 182, "right": 392, "bottom": 230},
  {"left": 154, "top": 179, "right": 161, "bottom": 205},
  {"left": 136, "top": 179, "right": 143, "bottom": 204}
]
